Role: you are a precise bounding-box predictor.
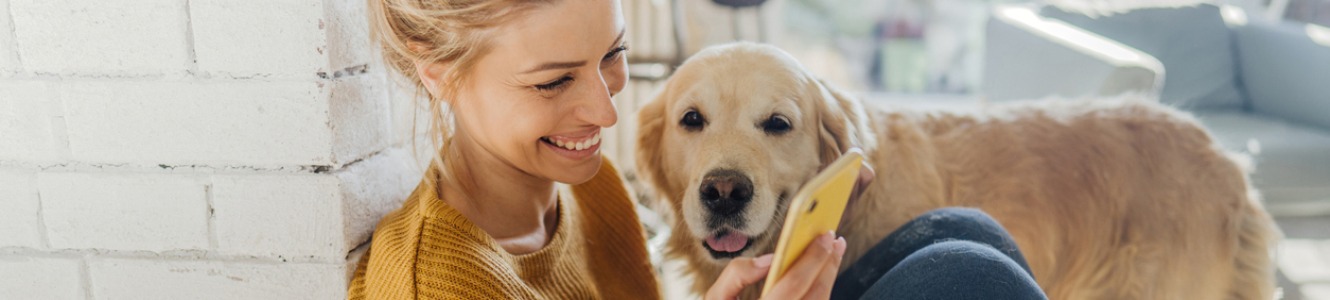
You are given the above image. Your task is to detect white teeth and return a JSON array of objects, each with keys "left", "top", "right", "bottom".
[{"left": 548, "top": 132, "right": 600, "bottom": 151}]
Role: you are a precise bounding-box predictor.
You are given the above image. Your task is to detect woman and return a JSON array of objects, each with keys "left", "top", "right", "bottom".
[{"left": 350, "top": 0, "right": 1045, "bottom": 299}]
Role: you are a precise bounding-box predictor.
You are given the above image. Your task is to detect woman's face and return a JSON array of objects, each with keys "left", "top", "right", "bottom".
[{"left": 435, "top": 0, "right": 627, "bottom": 184}]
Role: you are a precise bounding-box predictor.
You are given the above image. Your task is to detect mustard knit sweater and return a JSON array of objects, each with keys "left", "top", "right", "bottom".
[{"left": 347, "top": 159, "right": 661, "bottom": 299}]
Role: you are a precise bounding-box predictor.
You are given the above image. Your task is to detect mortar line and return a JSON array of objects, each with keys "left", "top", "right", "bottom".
[
  {"left": 183, "top": 0, "right": 199, "bottom": 76},
  {"left": 35, "top": 180, "right": 51, "bottom": 249},
  {"left": 4, "top": 0, "right": 23, "bottom": 72},
  {"left": 205, "top": 182, "right": 219, "bottom": 250},
  {"left": 48, "top": 81, "right": 73, "bottom": 162},
  {"left": 80, "top": 255, "right": 94, "bottom": 300}
]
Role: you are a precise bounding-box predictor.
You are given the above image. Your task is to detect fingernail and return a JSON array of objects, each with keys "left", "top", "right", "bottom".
[
  {"left": 834, "top": 237, "right": 847, "bottom": 256},
  {"left": 753, "top": 254, "right": 774, "bottom": 268}
]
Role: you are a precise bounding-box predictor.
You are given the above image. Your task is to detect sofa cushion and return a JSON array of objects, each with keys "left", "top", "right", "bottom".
[
  {"left": 1042, "top": 4, "right": 1248, "bottom": 110},
  {"left": 1231, "top": 21, "right": 1330, "bottom": 130},
  {"left": 1196, "top": 111, "right": 1330, "bottom": 213}
]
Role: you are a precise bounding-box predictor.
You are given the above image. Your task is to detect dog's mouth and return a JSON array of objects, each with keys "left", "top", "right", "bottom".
[{"left": 701, "top": 229, "right": 753, "bottom": 259}]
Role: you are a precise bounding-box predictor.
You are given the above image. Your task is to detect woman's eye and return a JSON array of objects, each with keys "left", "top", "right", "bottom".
[
  {"left": 534, "top": 76, "right": 573, "bottom": 91},
  {"left": 680, "top": 109, "right": 706, "bottom": 131},
  {"left": 762, "top": 115, "right": 791, "bottom": 134},
  {"left": 602, "top": 45, "right": 628, "bottom": 63}
]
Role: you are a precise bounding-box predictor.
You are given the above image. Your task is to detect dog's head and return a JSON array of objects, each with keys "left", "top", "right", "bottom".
[{"left": 636, "top": 43, "right": 870, "bottom": 264}]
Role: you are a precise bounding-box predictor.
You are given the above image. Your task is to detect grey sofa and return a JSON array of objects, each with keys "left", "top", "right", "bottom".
[{"left": 985, "top": 4, "right": 1330, "bottom": 215}]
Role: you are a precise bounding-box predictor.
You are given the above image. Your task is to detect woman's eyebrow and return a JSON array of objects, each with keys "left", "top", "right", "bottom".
[
  {"left": 521, "top": 29, "right": 627, "bottom": 75},
  {"left": 607, "top": 28, "right": 625, "bottom": 51},
  {"left": 522, "top": 61, "right": 586, "bottom": 74}
]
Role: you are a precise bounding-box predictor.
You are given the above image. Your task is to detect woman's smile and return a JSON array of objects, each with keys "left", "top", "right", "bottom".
[{"left": 540, "top": 130, "right": 602, "bottom": 160}]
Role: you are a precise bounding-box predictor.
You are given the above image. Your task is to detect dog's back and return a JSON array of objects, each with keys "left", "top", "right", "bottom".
[{"left": 845, "top": 97, "right": 1280, "bottom": 299}]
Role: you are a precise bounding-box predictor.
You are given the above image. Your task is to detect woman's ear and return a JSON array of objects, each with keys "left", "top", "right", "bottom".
[{"left": 414, "top": 60, "right": 450, "bottom": 98}]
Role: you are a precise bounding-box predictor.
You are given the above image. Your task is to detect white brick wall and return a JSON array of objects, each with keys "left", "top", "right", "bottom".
[
  {"left": 0, "top": 256, "right": 85, "bottom": 300},
  {"left": 336, "top": 148, "right": 422, "bottom": 254},
  {"left": 61, "top": 81, "right": 333, "bottom": 167},
  {"left": 0, "top": 80, "right": 62, "bottom": 163},
  {"left": 39, "top": 172, "right": 211, "bottom": 252},
  {"left": 0, "top": 0, "right": 424, "bottom": 298},
  {"left": 190, "top": 0, "right": 327, "bottom": 79},
  {"left": 330, "top": 74, "right": 392, "bottom": 165},
  {"left": 211, "top": 174, "right": 343, "bottom": 261},
  {"left": 324, "top": 0, "right": 377, "bottom": 72},
  {"left": 89, "top": 258, "right": 345, "bottom": 300},
  {"left": 10, "top": 0, "right": 190, "bottom": 76},
  {"left": 0, "top": 0, "right": 19, "bottom": 76},
  {"left": 0, "top": 170, "right": 42, "bottom": 249}
]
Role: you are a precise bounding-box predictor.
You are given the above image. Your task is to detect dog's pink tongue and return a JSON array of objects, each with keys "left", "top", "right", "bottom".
[{"left": 706, "top": 232, "right": 749, "bottom": 252}]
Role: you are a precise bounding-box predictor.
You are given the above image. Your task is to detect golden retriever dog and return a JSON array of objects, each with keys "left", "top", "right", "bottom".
[{"left": 634, "top": 43, "right": 1280, "bottom": 299}]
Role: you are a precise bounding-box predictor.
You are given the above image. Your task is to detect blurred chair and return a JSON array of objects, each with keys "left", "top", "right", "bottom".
[{"left": 984, "top": 3, "right": 1330, "bottom": 215}]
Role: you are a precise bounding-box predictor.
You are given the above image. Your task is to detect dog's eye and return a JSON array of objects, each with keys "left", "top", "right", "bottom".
[
  {"left": 680, "top": 109, "right": 706, "bottom": 131},
  {"left": 762, "top": 115, "right": 792, "bottom": 134}
]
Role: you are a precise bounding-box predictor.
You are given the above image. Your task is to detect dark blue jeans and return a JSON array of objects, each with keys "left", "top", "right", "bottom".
[{"left": 830, "top": 208, "right": 1047, "bottom": 300}]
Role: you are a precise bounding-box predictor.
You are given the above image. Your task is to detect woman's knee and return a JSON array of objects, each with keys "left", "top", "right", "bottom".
[
  {"left": 895, "top": 207, "right": 1005, "bottom": 246},
  {"left": 866, "top": 241, "right": 1046, "bottom": 300},
  {"left": 914, "top": 207, "right": 1001, "bottom": 230},
  {"left": 897, "top": 207, "right": 1032, "bottom": 272},
  {"left": 911, "top": 240, "right": 1012, "bottom": 267}
]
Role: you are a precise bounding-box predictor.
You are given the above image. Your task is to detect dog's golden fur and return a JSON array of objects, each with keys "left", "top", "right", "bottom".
[{"left": 635, "top": 43, "right": 1280, "bottom": 299}]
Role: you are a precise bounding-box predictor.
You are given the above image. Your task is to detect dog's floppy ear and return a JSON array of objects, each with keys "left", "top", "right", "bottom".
[
  {"left": 812, "top": 79, "right": 872, "bottom": 166},
  {"left": 635, "top": 87, "right": 675, "bottom": 203}
]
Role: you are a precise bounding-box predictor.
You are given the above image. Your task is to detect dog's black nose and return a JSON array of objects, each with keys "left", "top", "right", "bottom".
[{"left": 699, "top": 169, "right": 753, "bottom": 216}]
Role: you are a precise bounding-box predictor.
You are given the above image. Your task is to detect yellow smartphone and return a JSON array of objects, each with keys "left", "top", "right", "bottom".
[{"left": 760, "top": 149, "right": 864, "bottom": 296}]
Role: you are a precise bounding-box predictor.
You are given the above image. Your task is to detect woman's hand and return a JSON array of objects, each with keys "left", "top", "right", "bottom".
[{"left": 705, "top": 232, "right": 847, "bottom": 300}]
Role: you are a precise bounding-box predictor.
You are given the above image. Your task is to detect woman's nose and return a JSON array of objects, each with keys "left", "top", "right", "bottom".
[{"left": 576, "top": 72, "right": 619, "bottom": 128}]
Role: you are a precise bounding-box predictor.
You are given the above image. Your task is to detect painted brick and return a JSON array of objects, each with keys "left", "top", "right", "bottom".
[
  {"left": 337, "top": 148, "right": 420, "bottom": 253},
  {"left": 330, "top": 73, "right": 391, "bottom": 166},
  {"left": 190, "top": 0, "right": 326, "bottom": 78},
  {"left": 0, "top": 255, "right": 84, "bottom": 300},
  {"left": 60, "top": 81, "right": 333, "bottom": 167},
  {"left": 9, "top": 0, "right": 189, "bottom": 75},
  {"left": 325, "top": 0, "right": 375, "bottom": 71},
  {"left": 0, "top": 80, "right": 61, "bottom": 162},
  {"left": 211, "top": 174, "right": 343, "bottom": 261},
  {"left": 0, "top": 0, "right": 18, "bottom": 76},
  {"left": 89, "top": 258, "right": 345, "bottom": 300},
  {"left": 39, "top": 172, "right": 209, "bottom": 251},
  {"left": 0, "top": 170, "right": 42, "bottom": 248}
]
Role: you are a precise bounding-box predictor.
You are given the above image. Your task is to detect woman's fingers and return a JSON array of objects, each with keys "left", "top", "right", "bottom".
[
  {"left": 768, "top": 231, "right": 839, "bottom": 298},
  {"left": 801, "top": 237, "right": 847, "bottom": 300},
  {"left": 705, "top": 254, "right": 774, "bottom": 300}
]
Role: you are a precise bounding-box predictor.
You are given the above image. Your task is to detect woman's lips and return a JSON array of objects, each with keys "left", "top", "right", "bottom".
[{"left": 540, "top": 131, "right": 602, "bottom": 159}]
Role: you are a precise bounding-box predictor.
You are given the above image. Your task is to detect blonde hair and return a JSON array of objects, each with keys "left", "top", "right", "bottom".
[{"left": 368, "top": 0, "right": 550, "bottom": 194}]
